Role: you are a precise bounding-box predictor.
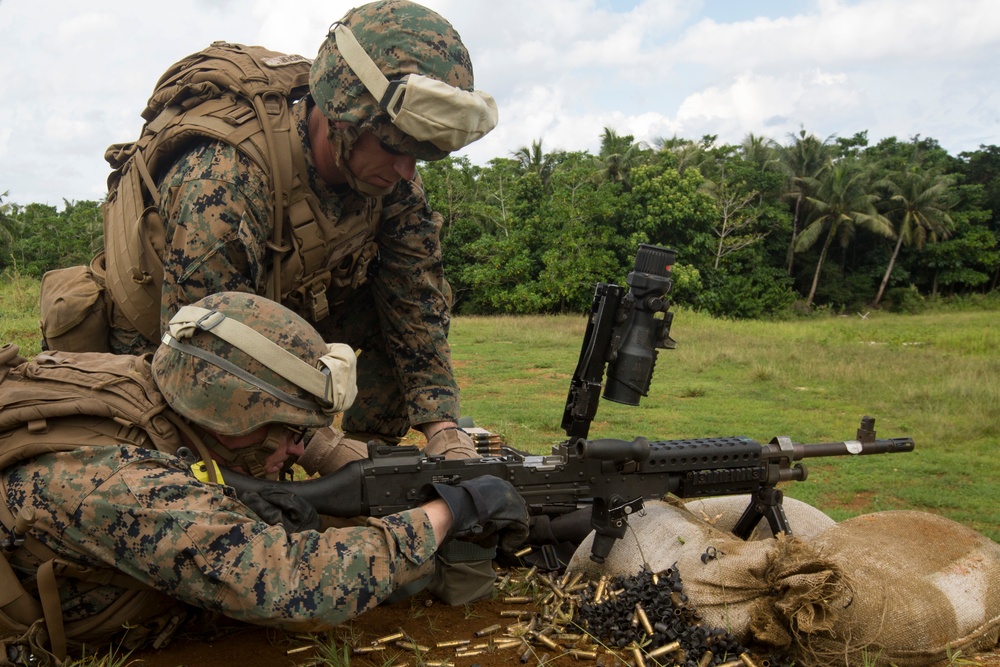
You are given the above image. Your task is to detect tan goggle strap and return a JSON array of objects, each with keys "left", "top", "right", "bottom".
[
  {"left": 164, "top": 305, "right": 357, "bottom": 413},
  {"left": 332, "top": 23, "right": 498, "bottom": 151}
]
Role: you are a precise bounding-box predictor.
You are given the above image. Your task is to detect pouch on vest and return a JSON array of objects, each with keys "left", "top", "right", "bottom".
[{"left": 38, "top": 258, "right": 112, "bottom": 353}]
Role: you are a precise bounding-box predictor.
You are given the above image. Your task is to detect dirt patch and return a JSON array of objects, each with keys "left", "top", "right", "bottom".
[{"left": 127, "top": 573, "right": 1000, "bottom": 667}]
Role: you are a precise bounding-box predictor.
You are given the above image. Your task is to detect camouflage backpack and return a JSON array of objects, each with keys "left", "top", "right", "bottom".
[{"left": 0, "top": 343, "right": 187, "bottom": 665}]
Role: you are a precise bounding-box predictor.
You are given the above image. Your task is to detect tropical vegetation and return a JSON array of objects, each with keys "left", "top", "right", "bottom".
[{"left": 3, "top": 131, "right": 999, "bottom": 319}]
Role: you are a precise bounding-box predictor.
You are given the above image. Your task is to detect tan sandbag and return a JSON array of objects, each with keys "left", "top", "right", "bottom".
[{"left": 778, "top": 511, "right": 1000, "bottom": 667}]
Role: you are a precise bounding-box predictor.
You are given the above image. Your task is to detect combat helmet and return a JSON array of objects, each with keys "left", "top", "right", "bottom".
[
  {"left": 152, "top": 292, "right": 357, "bottom": 438},
  {"left": 310, "top": 0, "right": 498, "bottom": 187}
]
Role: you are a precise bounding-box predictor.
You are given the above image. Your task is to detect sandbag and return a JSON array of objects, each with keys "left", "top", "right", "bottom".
[
  {"left": 777, "top": 511, "right": 1000, "bottom": 667},
  {"left": 567, "top": 501, "right": 1000, "bottom": 667}
]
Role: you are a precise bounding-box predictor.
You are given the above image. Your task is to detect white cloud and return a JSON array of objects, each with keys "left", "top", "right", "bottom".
[{"left": 1, "top": 0, "right": 998, "bottom": 206}]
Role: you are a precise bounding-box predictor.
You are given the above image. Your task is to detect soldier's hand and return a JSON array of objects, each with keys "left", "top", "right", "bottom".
[
  {"left": 425, "top": 427, "right": 477, "bottom": 460},
  {"left": 421, "top": 476, "right": 529, "bottom": 552},
  {"left": 239, "top": 488, "right": 320, "bottom": 534},
  {"left": 298, "top": 426, "right": 369, "bottom": 476}
]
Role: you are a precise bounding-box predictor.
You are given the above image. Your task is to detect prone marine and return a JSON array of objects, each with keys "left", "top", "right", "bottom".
[{"left": 0, "top": 292, "right": 528, "bottom": 665}]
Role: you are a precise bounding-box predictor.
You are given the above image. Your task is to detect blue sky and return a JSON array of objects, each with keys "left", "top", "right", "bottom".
[{"left": 1, "top": 0, "right": 998, "bottom": 206}]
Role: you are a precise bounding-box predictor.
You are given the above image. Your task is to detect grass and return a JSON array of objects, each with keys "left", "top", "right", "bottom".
[{"left": 2, "top": 274, "right": 997, "bottom": 541}]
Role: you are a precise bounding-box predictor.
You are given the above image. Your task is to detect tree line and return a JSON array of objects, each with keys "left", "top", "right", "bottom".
[{"left": 2, "top": 130, "right": 999, "bottom": 318}]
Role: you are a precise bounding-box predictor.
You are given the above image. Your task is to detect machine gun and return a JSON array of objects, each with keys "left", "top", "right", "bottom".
[{"left": 225, "top": 244, "right": 915, "bottom": 562}]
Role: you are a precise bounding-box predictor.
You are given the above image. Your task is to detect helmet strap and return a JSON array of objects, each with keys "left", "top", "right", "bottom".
[{"left": 203, "top": 424, "right": 288, "bottom": 481}]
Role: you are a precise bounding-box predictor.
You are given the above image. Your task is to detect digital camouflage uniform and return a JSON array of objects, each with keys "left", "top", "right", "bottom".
[
  {"left": 110, "top": 98, "right": 458, "bottom": 439},
  {"left": 2, "top": 442, "right": 438, "bottom": 631}
]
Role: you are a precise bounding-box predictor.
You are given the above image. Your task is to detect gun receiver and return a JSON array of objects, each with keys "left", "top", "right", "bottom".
[{"left": 223, "top": 244, "right": 915, "bottom": 564}]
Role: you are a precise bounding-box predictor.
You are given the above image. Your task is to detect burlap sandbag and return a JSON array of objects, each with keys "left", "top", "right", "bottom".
[
  {"left": 778, "top": 511, "right": 1000, "bottom": 667},
  {"left": 566, "top": 499, "right": 848, "bottom": 640},
  {"left": 568, "top": 502, "right": 1000, "bottom": 667}
]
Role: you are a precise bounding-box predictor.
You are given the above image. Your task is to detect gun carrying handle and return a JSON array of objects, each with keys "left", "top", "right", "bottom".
[{"left": 576, "top": 437, "right": 650, "bottom": 462}]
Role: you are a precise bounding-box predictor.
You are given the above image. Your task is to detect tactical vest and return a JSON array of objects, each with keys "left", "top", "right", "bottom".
[
  {"left": 102, "top": 42, "right": 383, "bottom": 344},
  {"left": 0, "top": 344, "right": 189, "bottom": 664}
]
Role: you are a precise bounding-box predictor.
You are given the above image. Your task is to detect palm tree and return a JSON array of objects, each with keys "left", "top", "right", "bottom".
[
  {"left": 512, "top": 139, "right": 553, "bottom": 186},
  {"left": 740, "top": 133, "right": 782, "bottom": 174},
  {"left": 653, "top": 135, "right": 710, "bottom": 175},
  {"left": 779, "top": 129, "right": 834, "bottom": 276},
  {"left": 795, "top": 157, "right": 894, "bottom": 306},
  {"left": 598, "top": 128, "right": 645, "bottom": 186},
  {"left": 873, "top": 166, "right": 955, "bottom": 305}
]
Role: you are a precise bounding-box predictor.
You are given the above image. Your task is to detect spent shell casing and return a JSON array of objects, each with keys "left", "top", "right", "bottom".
[
  {"left": 474, "top": 624, "right": 502, "bottom": 637},
  {"left": 698, "top": 650, "right": 715, "bottom": 667},
  {"left": 435, "top": 639, "right": 470, "bottom": 648},
  {"left": 514, "top": 546, "right": 533, "bottom": 558},
  {"left": 285, "top": 646, "right": 314, "bottom": 655},
  {"left": 717, "top": 661, "right": 744, "bottom": 667},
  {"left": 646, "top": 641, "right": 682, "bottom": 659},
  {"left": 533, "top": 633, "right": 560, "bottom": 651},
  {"left": 352, "top": 646, "right": 386, "bottom": 655},
  {"left": 631, "top": 646, "right": 647, "bottom": 667},
  {"left": 395, "top": 640, "right": 430, "bottom": 652},
  {"left": 500, "top": 610, "right": 533, "bottom": 618},
  {"left": 520, "top": 646, "right": 535, "bottom": 663},
  {"left": 740, "top": 653, "right": 761, "bottom": 667},
  {"left": 425, "top": 662, "right": 454, "bottom": 667},
  {"left": 635, "top": 604, "right": 654, "bottom": 636},
  {"left": 373, "top": 631, "right": 405, "bottom": 645},
  {"left": 524, "top": 565, "right": 539, "bottom": 581},
  {"left": 569, "top": 650, "right": 598, "bottom": 660},
  {"left": 455, "top": 649, "right": 485, "bottom": 657},
  {"left": 593, "top": 576, "right": 608, "bottom": 603},
  {"left": 504, "top": 596, "right": 533, "bottom": 604},
  {"left": 538, "top": 653, "right": 551, "bottom": 667}
]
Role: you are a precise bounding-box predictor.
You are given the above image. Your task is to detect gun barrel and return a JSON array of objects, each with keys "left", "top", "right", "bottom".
[{"left": 765, "top": 436, "right": 915, "bottom": 460}]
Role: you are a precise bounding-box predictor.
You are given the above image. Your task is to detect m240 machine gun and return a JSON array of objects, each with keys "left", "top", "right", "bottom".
[{"left": 225, "top": 244, "right": 914, "bottom": 562}]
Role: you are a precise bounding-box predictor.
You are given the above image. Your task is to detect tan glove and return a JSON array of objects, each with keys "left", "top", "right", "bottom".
[
  {"left": 425, "top": 427, "right": 478, "bottom": 460},
  {"left": 298, "top": 426, "right": 370, "bottom": 476}
]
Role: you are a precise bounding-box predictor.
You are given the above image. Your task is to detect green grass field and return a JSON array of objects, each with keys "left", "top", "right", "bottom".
[{"left": 2, "top": 276, "right": 997, "bottom": 541}]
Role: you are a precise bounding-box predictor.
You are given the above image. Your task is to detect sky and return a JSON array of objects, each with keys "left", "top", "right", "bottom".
[{"left": 1, "top": 0, "right": 999, "bottom": 207}]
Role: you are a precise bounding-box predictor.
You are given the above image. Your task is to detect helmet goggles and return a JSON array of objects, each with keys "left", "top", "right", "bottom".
[{"left": 333, "top": 22, "right": 498, "bottom": 158}]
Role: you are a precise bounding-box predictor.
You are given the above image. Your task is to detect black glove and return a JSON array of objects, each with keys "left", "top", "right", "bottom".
[
  {"left": 422, "top": 476, "right": 529, "bottom": 552},
  {"left": 239, "top": 488, "right": 320, "bottom": 534}
]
